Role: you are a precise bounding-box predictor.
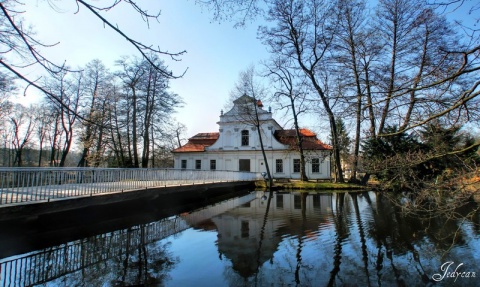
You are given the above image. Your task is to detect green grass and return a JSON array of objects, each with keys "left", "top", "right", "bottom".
[{"left": 255, "top": 180, "right": 367, "bottom": 190}]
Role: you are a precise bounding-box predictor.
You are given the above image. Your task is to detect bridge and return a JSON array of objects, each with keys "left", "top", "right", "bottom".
[{"left": 0, "top": 167, "right": 261, "bottom": 206}]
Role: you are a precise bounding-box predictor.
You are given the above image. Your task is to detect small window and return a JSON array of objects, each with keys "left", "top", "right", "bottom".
[
  {"left": 239, "top": 159, "right": 250, "bottom": 172},
  {"left": 241, "top": 220, "right": 249, "bottom": 238},
  {"left": 293, "top": 159, "right": 300, "bottom": 173},
  {"left": 195, "top": 160, "right": 201, "bottom": 170},
  {"left": 241, "top": 130, "right": 249, "bottom": 146},
  {"left": 276, "top": 194, "right": 284, "bottom": 208},
  {"left": 294, "top": 195, "right": 301, "bottom": 209},
  {"left": 312, "top": 158, "right": 320, "bottom": 173},
  {"left": 275, "top": 159, "right": 283, "bottom": 173},
  {"left": 313, "top": 194, "right": 320, "bottom": 209},
  {"left": 181, "top": 160, "right": 187, "bottom": 169},
  {"left": 210, "top": 160, "right": 216, "bottom": 170}
]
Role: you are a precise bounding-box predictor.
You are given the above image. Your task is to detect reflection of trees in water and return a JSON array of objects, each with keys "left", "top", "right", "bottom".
[
  {"left": 215, "top": 191, "right": 480, "bottom": 286},
  {"left": 371, "top": 192, "right": 479, "bottom": 252},
  {"left": 255, "top": 192, "right": 273, "bottom": 287},
  {"left": 204, "top": 190, "right": 480, "bottom": 286},
  {"left": 112, "top": 225, "right": 177, "bottom": 286},
  {"left": 2, "top": 219, "right": 179, "bottom": 286},
  {"left": 351, "top": 193, "right": 371, "bottom": 286},
  {"left": 328, "top": 192, "right": 349, "bottom": 286},
  {"left": 65, "top": 224, "right": 177, "bottom": 286},
  {"left": 363, "top": 191, "right": 480, "bottom": 285}
]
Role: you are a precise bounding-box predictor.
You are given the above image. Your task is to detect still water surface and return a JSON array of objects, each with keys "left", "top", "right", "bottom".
[{"left": 1, "top": 190, "right": 479, "bottom": 286}]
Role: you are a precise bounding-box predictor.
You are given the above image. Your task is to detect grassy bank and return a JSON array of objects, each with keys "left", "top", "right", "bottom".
[{"left": 255, "top": 180, "right": 368, "bottom": 191}]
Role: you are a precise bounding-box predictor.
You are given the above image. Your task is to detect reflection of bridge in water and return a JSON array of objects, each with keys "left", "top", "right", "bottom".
[{"left": 0, "top": 192, "right": 257, "bottom": 287}]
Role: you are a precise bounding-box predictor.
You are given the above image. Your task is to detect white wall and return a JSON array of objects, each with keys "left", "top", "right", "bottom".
[{"left": 173, "top": 149, "right": 331, "bottom": 179}]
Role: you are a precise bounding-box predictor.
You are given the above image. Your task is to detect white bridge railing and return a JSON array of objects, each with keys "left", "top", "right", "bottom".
[{"left": 0, "top": 168, "right": 261, "bottom": 205}]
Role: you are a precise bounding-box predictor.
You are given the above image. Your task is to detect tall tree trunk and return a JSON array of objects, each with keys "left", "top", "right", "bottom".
[
  {"left": 151, "top": 124, "right": 155, "bottom": 167},
  {"left": 49, "top": 117, "right": 60, "bottom": 166},
  {"left": 253, "top": 100, "right": 273, "bottom": 190},
  {"left": 141, "top": 87, "right": 152, "bottom": 168},
  {"left": 59, "top": 127, "right": 73, "bottom": 167},
  {"left": 364, "top": 63, "right": 376, "bottom": 138},
  {"left": 291, "top": 96, "right": 308, "bottom": 181},
  {"left": 14, "top": 150, "right": 22, "bottom": 167},
  {"left": 125, "top": 105, "right": 133, "bottom": 167},
  {"left": 38, "top": 138, "right": 43, "bottom": 167},
  {"left": 378, "top": 13, "right": 398, "bottom": 135},
  {"left": 131, "top": 88, "right": 139, "bottom": 168}
]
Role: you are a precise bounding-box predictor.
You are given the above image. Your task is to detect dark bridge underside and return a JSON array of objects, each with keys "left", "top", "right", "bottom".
[
  {"left": 0, "top": 181, "right": 254, "bottom": 221},
  {"left": 0, "top": 181, "right": 254, "bottom": 259}
]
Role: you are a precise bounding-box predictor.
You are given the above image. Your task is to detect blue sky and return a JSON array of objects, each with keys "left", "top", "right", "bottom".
[
  {"left": 18, "top": 0, "right": 479, "bottom": 140},
  {"left": 20, "top": 0, "right": 271, "bottom": 137}
]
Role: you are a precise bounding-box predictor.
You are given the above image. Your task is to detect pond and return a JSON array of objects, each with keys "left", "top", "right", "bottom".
[{"left": 0, "top": 190, "right": 479, "bottom": 286}]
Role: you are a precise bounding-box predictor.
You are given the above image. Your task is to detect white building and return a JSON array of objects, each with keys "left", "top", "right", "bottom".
[{"left": 172, "top": 95, "right": 332, "bottom": 180}]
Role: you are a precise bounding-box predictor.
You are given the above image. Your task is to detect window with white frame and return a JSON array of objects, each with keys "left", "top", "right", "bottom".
[
  {"left": 241, "top": 130, "right": 249, "bottom": 146},
  {"left": 293, "top": 159, "right": 300, "bottom": 173},
  {"left": 275, "top": 159, "right": 283, "bottom": 173},
  {"left": 312, "top": 158, "right": 320, "bottom": 173}
]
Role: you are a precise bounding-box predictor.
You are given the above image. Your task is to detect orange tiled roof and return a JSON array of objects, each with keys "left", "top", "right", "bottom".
[
  {"left": 274, "top": 129, "right": 332, "bottom": 150},
  {"left": 172, "top": 133, "right": 219, "bottom": 152}
]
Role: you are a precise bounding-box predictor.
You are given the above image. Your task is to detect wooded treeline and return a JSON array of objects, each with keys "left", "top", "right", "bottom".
[
  {"left": 200, "top": 0, "right": 480, "bottom": 192},
  {"left": 0, "top": 58, "right": 185, "bottom": 168}
]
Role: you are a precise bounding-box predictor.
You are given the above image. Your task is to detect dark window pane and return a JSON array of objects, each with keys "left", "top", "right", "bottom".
[
  {"left": 275, "top": 159, "right": 283, "bottom": 173},
  {"left": 239, "top": 159, "right": 250, "bottom": 171},
  {"left": 293, "top": 159, "right": 300, "bottom": 173},
  {"left": 312, "top": 158, "right": 320, "bottom": 173},
  {"left": 276, "top": 194, "right": 284, "bottom": 208},
  {"left": 294, "top": 195, "right": 301, "bottom": 209},
  {"left": 241, "top": 220, "right": 249, "bottom": 238},
  {"left": 241, "top": 130, "right": 249, "bottom": 146}
]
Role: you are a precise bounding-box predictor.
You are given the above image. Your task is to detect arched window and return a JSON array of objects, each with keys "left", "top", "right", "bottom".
[{"left": 241, "top": 130, "right": 249, "bottom": 146}]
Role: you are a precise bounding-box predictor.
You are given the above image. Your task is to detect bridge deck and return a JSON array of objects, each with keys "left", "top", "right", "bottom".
[
  {"left": 0, "top": 179, "right": 230, "bottom": 205},
  {"left": 0, "top": 168, "right": 261, "bottom": 206}
]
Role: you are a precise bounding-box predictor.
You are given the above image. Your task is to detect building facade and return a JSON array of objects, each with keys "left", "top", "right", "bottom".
[{"left": 172, "top": 95, "right": 332, "bottom": 179}]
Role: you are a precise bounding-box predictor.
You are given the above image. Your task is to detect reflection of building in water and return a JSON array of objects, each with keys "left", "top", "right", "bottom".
[
  {"left": 201, "top": 191, "right": 334, "bottom": 278},
  {"left": 0, "top": 193, "right": 258, "bottom": 287}
]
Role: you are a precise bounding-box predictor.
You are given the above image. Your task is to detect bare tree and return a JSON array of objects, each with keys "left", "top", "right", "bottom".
[
  {"left": 231, "top": 66, "right": 274, "bottom": 189},
  {"left": 10, "top": 104, "right": 36, "bottom": 167},
  {"left": 116, "top": 57, "right": 144, "bottom": 167},
  {"left": 0, "top": 71, "right": 15, "bottom": 120},
  {"left": 43, "top": 70, "right": 81, "bottom": 167},
  {"left": 34, "top": 103, "right": 51, "bottom": 167},
  {"left": 331, "top": 0, "right": 369, "bottom": 182},
  {"left": 138, "top": 58, "right": 180, "bottom": 168},
  {"left": 105, "top": 86, "right": 129, "bottom": 167},
  {"left": 0, "top": 0, "right": 185, "bottom": 115},
  {"left": 258, "top": 0, "right": 345, "bottom": 182},
  {"left": 115, "top": 56, "right": 181, "bottom": 168},
  {"left": 77, "top": 59, "right": 112, "bottom": 167},
  {"left": 266, "top": 58, "right": 310, "bottom": 181}
]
